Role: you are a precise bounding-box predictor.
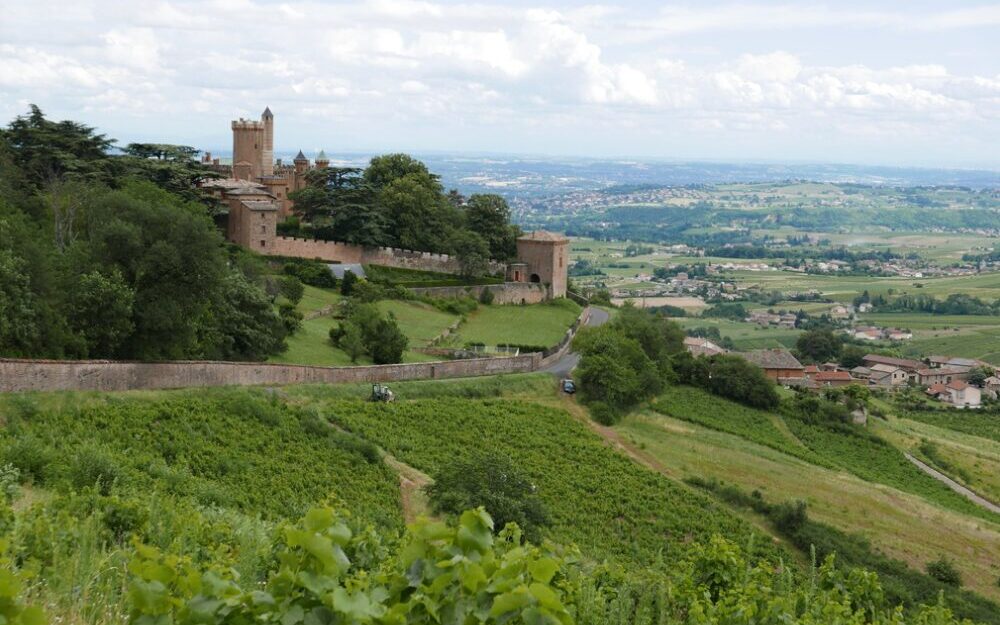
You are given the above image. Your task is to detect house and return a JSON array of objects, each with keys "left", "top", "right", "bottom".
[
  {"left": 853, "top": 327, "right": 882, "bottom": 341},
  {"left": 944, "top": 380, "right": 981, "bottom": 408},
  {"left": 830, "top": 305, "right": 853, "bottom": 320},
  {"left": 803, "top": 364, "right": 821, "bottom": 377},
  {"left": 862, "top": 355, "right": 923, "bottom": 375},
  {"left": 916, "top": 367, "right": 969, "bottom": 387},
  {"left": 742, "top": 349, "right": 805, "bottom": 381},
  {"left": 780, "top": 376, "right": 817, "bottom": 390},
  {"left": 868, "top": 364, "right": 909, "bottom": 387},
  {"left": 850, "top": 366, "right": 872, "bottom": 380},
  {"left": 814, "top": 371, "right": 854, "bottom": 388},
  {"left": 820, "top": 362, "right": 841, "bottom": 372},
  {"left": 927, "top": 356, "right": 988, "bottom": 372},
  {"left": 887, "top": 329, "right": 912, "bottom": 341},
  {"left": 983, "top": 376, "right": 1000, "bottom": 399},
  {"left": 857, "top": 302, "right": 873, "bottom": 313},
  {"left": 778, "top": 313, "right": 798, "bottom": 329},
  {"left": 683, "top": 336, "right": 726, "bottom": 357},
  {"left": 748, "top": 311, "right": 781, "bottom": 326}
]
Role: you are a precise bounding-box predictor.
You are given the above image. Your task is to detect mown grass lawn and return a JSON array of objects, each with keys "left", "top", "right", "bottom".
[{"left": 457, "top": 300, "right": 581, "bottom": 347}]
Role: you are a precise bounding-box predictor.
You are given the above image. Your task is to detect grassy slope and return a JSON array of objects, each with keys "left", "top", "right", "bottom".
[
  {"left": 617, "top": 409, "right": 1000, "bottom": 602},
  {"left": 457, "top": 300, "right": 581, "bottom": 347},
  {"left": 670, "top": 317, "right": 803, "bottom": 350}
]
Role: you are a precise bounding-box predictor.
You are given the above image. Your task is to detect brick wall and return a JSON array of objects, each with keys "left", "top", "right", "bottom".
[{"left": 0, "top": 354, "right": 541, "bottom": 393}]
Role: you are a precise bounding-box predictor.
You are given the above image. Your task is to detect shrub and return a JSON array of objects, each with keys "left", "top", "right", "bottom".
[
  {"left": 278, "top": 275, "right": 305, "bottom": 304},
  {"left": 369, "top": 313, "right": 408, "bottom": 364},
  {"left": 771, "top": 500, "right": 808, "bottom": 534},
  {"left": 70, "top": 447, "right": 122, "bottom": 495},
  {"left": 478, "top": 287, "right": 495, "bottom": 305},
  {"left": 426, "top": 451, "right": 549, "bottom": 543},
  {"left": 1, "top": 437, "right": 55, "bottom": 485},
  {"left": 278, "top": 300, "right": 303, "bottom": 334},
  {"left": 340, "top": 270, "right": 358, "bottom": 295},
  {"left": 282, "top": 258, "right": 336, "bottom": 288},
  {"left": 926, "top": 557, "right": 962, "bottom": 587}
]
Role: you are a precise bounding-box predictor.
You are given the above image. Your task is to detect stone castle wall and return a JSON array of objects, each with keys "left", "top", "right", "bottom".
[
  {"left": 0, "top": 354, "right": 541, "bottom": 393},
  {"left": 410, "top": 283, "right": 548, "bottom": 305},
  {"left": 269, "top": 236, "right": 506, "bottom": 275}
]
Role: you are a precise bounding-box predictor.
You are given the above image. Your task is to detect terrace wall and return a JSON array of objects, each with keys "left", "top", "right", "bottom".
[
  {"left": 409, "top": 283, "right": 548, "bottom": 305},
  {"left": 0, "top": 354, "right": 541, "bottom": 393}
]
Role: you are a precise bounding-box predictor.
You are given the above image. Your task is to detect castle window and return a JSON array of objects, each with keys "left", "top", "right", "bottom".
[
  {"left": 260, "top": 225, "right": 266, "bottom": 233},
  {"left": 559, "top": 256, "right": 563, "bottom": 268},
  {"left": 260, "top": 240, "right": 266, "bottom": 248}
]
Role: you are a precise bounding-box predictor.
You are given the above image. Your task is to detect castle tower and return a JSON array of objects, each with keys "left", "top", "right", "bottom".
[
  {"left": 261, "top": 107, "right": 274, "bottom": 176},
  {"left": 292, "top": 150, "right": 309, "bottom": 192},
  {"left": 315, "top": 149, "right": 329, "bottom": 170},
  {"left": 515, "top": 231, "right": 570, "bottom": 298}
]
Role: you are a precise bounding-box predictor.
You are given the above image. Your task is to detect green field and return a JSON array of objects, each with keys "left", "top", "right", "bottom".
[
  {"left": 858, "top": 313, "right": 1000, "bottom": 363},
  {"left": 454, "top": 299, "right": 582, "bottom": 347},
  {"left": 629, "top": 386, "right": 1000, "bottom": 602},
  {"left": 670, "top": 316, "right": 802, "bottom": 349}
]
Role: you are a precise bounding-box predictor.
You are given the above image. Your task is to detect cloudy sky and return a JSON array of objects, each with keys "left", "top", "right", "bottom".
[{"left": 2, "top": 0, "right": 999, "bottom": 167}]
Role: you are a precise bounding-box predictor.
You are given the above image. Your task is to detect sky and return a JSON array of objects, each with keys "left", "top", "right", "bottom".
[{"left": 1, "top": 0, "right": 999, "bottom": 168}]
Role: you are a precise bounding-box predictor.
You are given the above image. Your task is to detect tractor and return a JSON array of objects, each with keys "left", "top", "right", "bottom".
[{"left": 370, "top": 383, "right": 395, "bottom": 402}]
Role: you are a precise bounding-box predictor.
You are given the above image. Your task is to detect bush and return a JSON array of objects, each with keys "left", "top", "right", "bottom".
[
  {"left": 677, "top": 354, "right": 780, "bottom": 410},
  {"left": 478, "top": 287, "right": 495, "bottom": 305},
  {"left": 1, "top": 437, "right": 55, "bottom": 485},
  {"left": 70, "top": 447, "right": 122, "bottom": 495},
  {"left": 278, "top": 300, "right": 303, "bottom": 334},
  {"left": 369, "top": 313, "right": 408, "bottom": 364},
  {"left": 771, "top": 500, "right": 808, "bottom": 533},
  {"left": 282, "top": 258, "right": 336, "bottom": 288},
  {"left": 340, "top": 270, "right": 358, "bottom": 295},
  {"left": 426, "top": 451, "right": 549, "bottom": 542},
  {"left": 278, "top": 275, "right": 304, "bottom": 304},
  {"left": 926, "top": 557, "right": 962, "bottom": 587}
]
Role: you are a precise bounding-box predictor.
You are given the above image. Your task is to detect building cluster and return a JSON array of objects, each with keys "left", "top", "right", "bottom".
[
  {"left": 747, "top": 311, "right": 798, "bottom": 328},
  {"left": 718, "top": 349, "right": 998, "bottom": 408}
]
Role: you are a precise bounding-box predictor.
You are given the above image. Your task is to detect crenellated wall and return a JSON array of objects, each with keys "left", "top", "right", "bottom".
[
  {"left": 409, "top": 283, "right": 548, "bottom": 305},
  {"left": 269, "top": 236, "right": 507, "bottom": 275}
]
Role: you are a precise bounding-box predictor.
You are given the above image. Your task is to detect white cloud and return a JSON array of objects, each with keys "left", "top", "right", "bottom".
[{"left": 0, "top": 0, "right": 996, "bottom": 165}]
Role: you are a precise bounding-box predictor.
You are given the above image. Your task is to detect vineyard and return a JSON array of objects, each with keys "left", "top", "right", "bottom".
[
  {"left": 315, "top": 396, "right": 782, "bottom": 567},
  {"left": 652, "top": 386, "right": 999, "bottom": 522},
  {"left": 901, "top": 407, "right": 1000, "bottom": 443}
]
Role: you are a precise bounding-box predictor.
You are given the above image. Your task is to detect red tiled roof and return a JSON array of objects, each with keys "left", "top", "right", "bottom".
[
  {"left": 946, "top": 380, "right": 969, "bottom": 391},
  {"left": 815, "top": 371, "right": 852, "bottom": 381},
  {"left": 862, "top": 354, "right": 923, "bottom": 370}
]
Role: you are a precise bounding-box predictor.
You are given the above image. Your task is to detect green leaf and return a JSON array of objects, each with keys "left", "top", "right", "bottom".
[
  {"left": 528, "top": 558, "right": 559, "bottom": 584},
  {"left": 528, "top": 583, "right": 563, "bottom": 612},
  {"left": 490, "top": 587, "right": 532, "bottom": 617}
]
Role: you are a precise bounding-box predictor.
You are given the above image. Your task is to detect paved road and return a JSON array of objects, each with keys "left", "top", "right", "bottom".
[
  {"left": 544, "top": 307, "right": 610, "bottom": 378},
  {"left": 905, "top": 452, "right": 1000, "bottom": 515}
]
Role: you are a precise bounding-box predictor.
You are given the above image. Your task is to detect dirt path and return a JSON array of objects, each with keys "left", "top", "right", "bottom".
[
  {"left": 383, "top": 453, "right": 434, "bottom": 523},
  {"left": 905, "top": 452, "right": 1000, "bottom": 515}
]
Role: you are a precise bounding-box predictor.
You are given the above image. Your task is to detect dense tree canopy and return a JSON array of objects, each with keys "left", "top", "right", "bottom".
[
  {"left": 0, "top": 106, "right": 288, "bottom": 361},
  {"left": 285, "top": 153, "right": 520, "bottom": 268}
]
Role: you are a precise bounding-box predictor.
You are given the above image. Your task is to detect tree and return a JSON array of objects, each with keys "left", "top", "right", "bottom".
[
  {"left": 451, "top": 231, "right": 490, "bottom": 278},
  {"left": 839, "top": 344, "right": 867, "bottom": 369},
  {"left": 796, "top": 328, "right": 842, "bottom": 364},
  {"left": 427, "top": 451, "right": 549, "bottom": 543},
  {"left": 340, "top": 270, "right": 358, "bottom": 296},
  {"left": 289, "top": 167, "right": 387, "bottom": 247},
  {"left": 966, "top": 366, "right": 993, "bottom": 387},
  {"left": 369, "top": 313, "right": 408, "bottom": 364},
  {"left": 0, "top": 245, "right": 39, "bottom": 357},
  {"left": 378, "top": 173, "right": 455, "bottom": 252},
  {"left": 67, "top": 269, "right": 134, "bottom": 357},
  {"left": 363, "top": 153, "right": 439, "bottom": 192},
  {"left": 210, "top": 272, "right": 287, "bottom": 361},
  {"left": 701, "top": 354, "right": 780, "bottom": 409},
  {"left": 608, "top": 304, "right": 685, "bottom": 377},
  {"left": 464, "top": 194, "right": 520, "bottom": 260},
  {"left": 573, "top": 324, "right": 662, "bottom": 419},
  {"left": 339, "top": 322, "right": 365, "bottom": 363}
]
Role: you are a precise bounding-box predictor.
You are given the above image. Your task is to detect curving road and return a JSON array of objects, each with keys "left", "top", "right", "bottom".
[
  {"left": 905, "top": 453, "right": 1000, "bottom": 515},
  {"left": 543, "top": 306, "right": 610, "bottom": 378}
]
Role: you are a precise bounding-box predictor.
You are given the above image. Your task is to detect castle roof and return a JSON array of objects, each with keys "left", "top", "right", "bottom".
[
  {"left": 294, "top": 150, "right": 307, "bottom": 161},
  {"left": 316, "top": 150, "right": 328, "bottom": 161},
  {"left": 262, "top": 106, "right": 273, "bottom": 119},
  {"left": 518, "top": 230, "right": 568, "bottom": 243},
  {"left": 240, "top": 199, "right": 278, "bottom": 212}
]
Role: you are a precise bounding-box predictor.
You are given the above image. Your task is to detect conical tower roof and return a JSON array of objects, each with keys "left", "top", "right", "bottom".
[
  {"left": 294, "top": 150, "right": 307, "bottom": 161},
  {"left": 316, "top": 149, "right": 328, "bottom": 161},
  {"left": 262, "top": 106, "right": 273, "bottom": 119}
]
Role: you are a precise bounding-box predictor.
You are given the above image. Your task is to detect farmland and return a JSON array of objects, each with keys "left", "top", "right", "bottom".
[
  {"left": 631, "top": 387, "right": 1000, "bottom": 603},
  {"left": 450, "top": 299, "right": 582, "bottom": 348}
]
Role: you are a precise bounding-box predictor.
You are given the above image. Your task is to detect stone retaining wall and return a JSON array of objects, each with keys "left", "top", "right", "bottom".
[
  {"left": 0, "top": 354, "right": 540, "bottom": 393},
  {"left": 410, "top": 283, "right": 548, "bottom": 305}
]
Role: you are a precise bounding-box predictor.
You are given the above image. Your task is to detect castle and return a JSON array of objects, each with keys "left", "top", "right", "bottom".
[{"left": 205, "top": 107, "right": 569, "bottom": 299}]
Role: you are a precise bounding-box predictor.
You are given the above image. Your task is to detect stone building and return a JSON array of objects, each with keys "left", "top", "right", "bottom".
[
  {"left": 208, "top": 107, "right": 569, "bottom": 300},
  {"left": 512, "top": 231, "right": 569, "bottom": 298}
]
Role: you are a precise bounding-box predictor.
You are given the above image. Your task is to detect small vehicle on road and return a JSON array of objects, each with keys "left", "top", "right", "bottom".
[
  {"left": 370, "top": 383, "right": 395, "bottom": 402},
  {"left": 560, "top": 379, "right": 576, "bottom": 394}
]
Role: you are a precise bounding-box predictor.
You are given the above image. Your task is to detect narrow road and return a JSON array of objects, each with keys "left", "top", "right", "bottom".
[
  {"left": 904, "top": 452, "right": 1000, "bottom": 515},
  {"left": 543, "top": 306, "right": 610, "bottom": 377}
]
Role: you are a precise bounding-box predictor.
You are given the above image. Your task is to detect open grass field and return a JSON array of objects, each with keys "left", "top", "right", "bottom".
[
  {"left": 726, "top": 270, "right": 1000, "bottom": 303},
  {"left": 858, "top": 313, "right": 1000, "bottom": 363},
  {"left": 455, "top": 300, "right": 581, "bottom": 347},
  {"left": 669, "top": 316, "right": 802, "bottom": 349}
]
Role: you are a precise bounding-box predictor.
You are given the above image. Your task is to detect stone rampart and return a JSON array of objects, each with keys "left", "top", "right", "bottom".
[
  {"left": 409, "top": 283, "right": 548, "bottom": 305},
  {"left": 269, "top": 237, "right": 506, "bottom": 275},
  {"left": 0, "top": 354, "right": 540, "bottom": 393}
]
